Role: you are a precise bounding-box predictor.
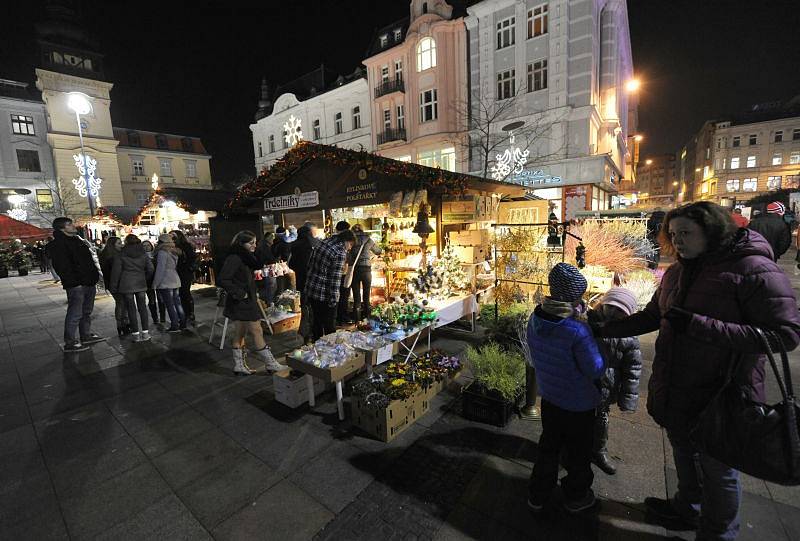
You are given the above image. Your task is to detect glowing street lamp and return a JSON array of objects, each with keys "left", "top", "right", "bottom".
[
  {"left": 67, "top": 92, "right": 100, "bottom": 217},
  {"left": 625, "top": 79, "right": 641, "bottom": 93},
  {"left": 634, "top": 135, "right": 643, "bottom": 142},
  {"left": 645, "top": 159, "right": 653, "bottom": 165}
]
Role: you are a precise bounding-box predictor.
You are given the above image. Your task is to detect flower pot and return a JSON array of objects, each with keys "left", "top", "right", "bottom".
[
  {"left": 0, "top": 267, "right": 8, "bottom": 279},
  {"left": 462, "top": 381, "right": 523, "bottom": 427},
  {"left": 18, "top": 268, "right": 28, "bottom": 277}
]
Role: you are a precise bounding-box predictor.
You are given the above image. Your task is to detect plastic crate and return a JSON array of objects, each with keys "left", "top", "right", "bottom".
[{"left": 461, "top": 383, "right": 522, "bottom": 427}]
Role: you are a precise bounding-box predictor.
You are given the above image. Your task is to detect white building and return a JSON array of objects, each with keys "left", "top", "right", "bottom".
[
  {"left": 250, "top": 67, "right": 373, "bottom": 170},
  {"left": 465, "top": 0, "right": 637, "bottom": 219}
]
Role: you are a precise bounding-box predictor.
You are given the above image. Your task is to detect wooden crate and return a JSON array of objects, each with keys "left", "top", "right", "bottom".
[
  {"left": 285, "top": 354, "right": 363, "bottom": 384},
  {"left": 270, "top": 313, "right": 301, "bottom": 334},
  {"left": 272, "top": 371, "right": 325, "bottom": 409}
]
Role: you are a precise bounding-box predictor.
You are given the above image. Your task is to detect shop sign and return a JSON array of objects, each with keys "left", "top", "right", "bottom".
[
  {"left": 263, "top": 190, "right": 319, "bottom": 211},
  {"left": 509, "top": 169, "right": 563, "bottom": 187},
  {"left": 345, "top": 181, "right": 378, "bottom": 203}
]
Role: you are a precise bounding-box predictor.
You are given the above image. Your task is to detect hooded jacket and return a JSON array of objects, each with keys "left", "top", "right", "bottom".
[
  {"left": 747, "top": 213, "right": 790, "bottom": 261},
  {"left": 526, "top": 304, "right": 605, "bottom": 412},
  {"left": 348, "top": 230, "right": 382, "bottom": 268},
  {"left": 111, "top": 244, "right": 154, "bottom": 294},
  {"left": 602, "top": 228, "right": 800, "bottom": 431},
  {"left": 48, "top": 229, "right": 100, "bottom": 289},
  {"left": 152, "top": 244, "right": 182, "bottom": 290}
]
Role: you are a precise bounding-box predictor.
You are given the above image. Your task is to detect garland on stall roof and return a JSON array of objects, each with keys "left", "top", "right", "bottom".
[{"left": 226, "top": 141, "right": 470, "bottom": 211}]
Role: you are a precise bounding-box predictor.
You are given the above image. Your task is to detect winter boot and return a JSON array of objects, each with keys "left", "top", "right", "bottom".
[
  {"left": 352, "top": 307, "right": 361, "bottom": 324},
  {"left": 251, "top": 346, "right": 287, "bottom": 372},
  {"left": 232, "top": 349, "right": 253, "bottom": 376},
  {"left": 592, "top": 410, "right": 616, "bottom": 475}
]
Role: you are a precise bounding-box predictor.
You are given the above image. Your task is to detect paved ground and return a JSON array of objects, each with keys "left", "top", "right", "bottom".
[{"left": 1, "top": 258, "right": 800, "bottom": 540}]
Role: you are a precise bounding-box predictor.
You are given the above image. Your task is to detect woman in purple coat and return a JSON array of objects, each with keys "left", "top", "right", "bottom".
[{"left": 597, "top": 202, "right": 800, "bottom": 541}]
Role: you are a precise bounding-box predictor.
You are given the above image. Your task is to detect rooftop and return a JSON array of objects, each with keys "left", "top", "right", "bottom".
[{"left": 113, "top": 128, "right": 209, "bottom": 155}]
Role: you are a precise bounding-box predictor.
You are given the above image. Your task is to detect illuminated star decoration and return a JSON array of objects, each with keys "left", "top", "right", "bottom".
[
  {"left": 7, "top": 208, "right": 27, "bottom": 221},
  {"left": 491, "top": 132, "right": 530, "bottom": 181},
  {"left": 283, "top": 115, "right": 303, "bottom": 147},
  {"left": 71, "top": 153, "right": 103, "bottom": 198}
]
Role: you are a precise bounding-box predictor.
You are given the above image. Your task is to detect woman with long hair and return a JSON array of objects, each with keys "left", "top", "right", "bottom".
[
  {"left": 99, "top": 236, "right": 129, "bottom": 336},
  {"left": 110, "top": 235, "right": 153, "bottom": 341},
  {"left": 170, "top": 229, "right": 197, "bottom": 325},
  {"left": 152, "top": 233, "right": 185, "bottom": 332},
  {"left": 142, "top": 240, "right": 166, "bottom": 325},
  {"left": 218, "top": 230, "right": 286, "bottom": 375}
]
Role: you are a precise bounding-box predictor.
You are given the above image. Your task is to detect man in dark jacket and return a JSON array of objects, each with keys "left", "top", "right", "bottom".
[
  {"left": 748, "top": 201, "right": 791, "bottom": 261},
  {"left": 48, "top": 217, "right": 103, "bottom": 352},
  {"left": 289, "top": 224, "right": 319, "bottom": 293}
]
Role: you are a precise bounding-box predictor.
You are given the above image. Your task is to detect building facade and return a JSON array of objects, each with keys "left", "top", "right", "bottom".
[
  {"left": 250, "top": 68, "right": 372, "bottom": 171},
  {"left": 362, "top": 0, "right": 470, "bottom": 172},
  {"left": 465, "top": 0, "right": 636, "bottom": 219},
  {"left": 634, "top": 153, "right": 676, "bottom": 206},
  {"left": 0, "top": 79, "right": 58, "bottom": 228}
]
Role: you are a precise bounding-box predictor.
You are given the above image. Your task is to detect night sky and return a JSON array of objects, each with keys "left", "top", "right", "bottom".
[{"left": 2, "top": 0, "right": 798, "bottom": 183}]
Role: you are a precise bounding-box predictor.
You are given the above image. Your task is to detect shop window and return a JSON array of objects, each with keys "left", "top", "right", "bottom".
[
  {"left": 36, "top": 189, "right": 54, "bottom": 210},
  {"left": 16, "top": 149, "right": 41, "bottom": 172}
]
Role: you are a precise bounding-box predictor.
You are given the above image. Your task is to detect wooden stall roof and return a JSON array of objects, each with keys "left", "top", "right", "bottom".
[{"left": 227, "top": 141, "right": 524, "bottom": 212}]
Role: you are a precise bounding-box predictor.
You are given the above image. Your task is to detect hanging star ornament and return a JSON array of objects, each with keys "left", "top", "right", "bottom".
[
  {"left": 491, "top": 133, "right": 530, "bottom": 181},
  {"left": 72, "top": 153, "right": 103, "bottom": 198},
  {"left": 283, "top": 115, "right": 303, "bottom": 147}
]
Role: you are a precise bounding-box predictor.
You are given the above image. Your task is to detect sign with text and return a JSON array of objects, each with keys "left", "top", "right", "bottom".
[
  {"left": 263, "top": 191, "right": 319, "bottom": 211},
  {"left": 345, "top": 181, "right": 378, "bottom": 204}
]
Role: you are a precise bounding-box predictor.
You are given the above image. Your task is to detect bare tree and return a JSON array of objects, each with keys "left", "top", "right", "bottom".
[
  {"left": 26, "top": 176, "right": 87, "bottom": 224},
  {"left": 454, "top": 84, "right": 568, "bottom": 182}
]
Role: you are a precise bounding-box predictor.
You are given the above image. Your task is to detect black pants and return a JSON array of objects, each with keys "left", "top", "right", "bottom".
[
  {"left": 529, "top": 399, "right": 595, "bottom": 503},
  {"left": 350, "top": 266, "right": 372, "bottom": 317},
  {"left": 337, "top": 286, "right": 350, "bottom": 323},
  {"left": 310, "top": 300, "right": 337, "bottom": 341},
  {"left": 178, "top": 279, "right": 194, "bottom": 321},
  {"left": 146, "top": 288, "right": 166, "bottom": 323},
  {"left": 123, "top": 291, "right": 149, "bottom": 332}
]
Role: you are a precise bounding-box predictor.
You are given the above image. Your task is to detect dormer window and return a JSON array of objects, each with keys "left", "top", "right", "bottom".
[
  {"left": 155, "top": 134, "right": 168, "bottom": 149},
  {"left": 127, "top": 131, "right": 140, "bottom": 147},
  {"left": 416, "top": 37, "right": 437, "bottom": 72},
  {"left": 423, "top": 2, "right": 428, "bottom": 14},
  {"left": 379, "top": 34, "right": 388, "bottom": 48},
  {"left": 181, "top": 137, "right": 194, "bottom": 152},
  {"left": 394, "top": 29, "right": 402, "bottom": 42}
]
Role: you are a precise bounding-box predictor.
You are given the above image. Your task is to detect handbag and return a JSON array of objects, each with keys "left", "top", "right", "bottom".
[
  {"left": 343, "top": 241, "right": 366, "bottom": 289},
  {"left": 689, "top": 328, "right": 800, "bottom": 485}
]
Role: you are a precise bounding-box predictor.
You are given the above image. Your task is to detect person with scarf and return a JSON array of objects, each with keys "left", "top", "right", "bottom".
[
  {"left": 152, "top": 233, "right": 185, "bottom": 332},
  {"left": 526, "top": 262, "right": 605, "bottom": 514},
  {"left": 218, "top": 231, "right": 287, "bottom": 375}
]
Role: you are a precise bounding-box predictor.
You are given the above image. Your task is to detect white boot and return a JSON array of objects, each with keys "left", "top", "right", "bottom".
[
  {"left": 232, "top": 348, "right": 253, "bottom": 375},
  {"left": 138, "top": 330, "right": 151, "bottom": 342},
  {"left": 251, "top": 346, "right": 287, "bottom": 372}
]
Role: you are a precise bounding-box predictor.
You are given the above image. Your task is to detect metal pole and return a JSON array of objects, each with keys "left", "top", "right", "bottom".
[
  {"left": 520, "top": 364, "right": 540, "bottom": 420},
  {"left": 76, "top": 110, "right": 94, "bottom": 217}
]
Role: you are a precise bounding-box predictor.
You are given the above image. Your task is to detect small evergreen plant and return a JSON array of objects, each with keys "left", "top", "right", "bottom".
[{"left": 465, "top": 342, "right": 526, "bottom": 402}]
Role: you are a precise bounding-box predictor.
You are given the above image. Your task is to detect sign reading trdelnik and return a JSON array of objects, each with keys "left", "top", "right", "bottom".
[{"left": 263, "top": 191, "right": 319, "bottom": 211}]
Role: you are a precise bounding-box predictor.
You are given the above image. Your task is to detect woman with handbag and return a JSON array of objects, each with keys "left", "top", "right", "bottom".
[
  {"left": 348, "top": 224, "right": 382, "bottom": 322},
  {"left": 595, "top": 201, "right": 800, "bottom": 541}
]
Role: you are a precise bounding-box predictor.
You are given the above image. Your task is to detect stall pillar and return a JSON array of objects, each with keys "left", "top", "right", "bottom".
[{"left": 433, "top": 195, "right": 443, "bottom": 257}]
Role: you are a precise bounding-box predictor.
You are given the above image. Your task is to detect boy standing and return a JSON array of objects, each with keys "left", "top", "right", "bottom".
[{"left": 527, "top": 263, "right": 605, "bottom": 513}]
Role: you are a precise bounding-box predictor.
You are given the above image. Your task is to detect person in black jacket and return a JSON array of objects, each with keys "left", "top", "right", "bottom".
[
  {"left": 589, "top": 287, "right": 642, "bottom": 476},
  {"left": 48, "top": 217, "right": 104, "bottom": 352},
  {"left": 748, "top": 201, "right": 791, "bottom": 261},
  {"left": 255, "top": 233, "right": 277, "bottom": 304},
  {"left": 111, "top": 235, "right": 154, "bottom": 341},
  {"left": 271, "top": 226, "right": 292, "bottom": 262},
  {"left": 289, "top": 224, "right": 319, "bottom": 293},
  {"left": 170, "top": 230, "right": 197, "bottom": 325},
  {"left": 218, "top": 231, "right": 287, "bottom": 375}
]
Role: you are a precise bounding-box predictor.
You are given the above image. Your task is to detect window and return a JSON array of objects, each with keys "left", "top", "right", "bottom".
[
  {"left": 703, "top": 165, "right": 710, "bottom": 178},
  {"left": 774, "top": 130, "right": 783, "bottom": 142},
  {"left": 772, "top": 152, "right": 782, "bottom": 165},
  {"left": 416, "top": 37, "right": 436, "bottom": 71},
  {"left": 527, "top": 60, "right": 548, "bottom": 91},
  {"left": 767, "top": 176, "right": 781, "bottom": 190},
  {"left": 714, "top": 158, "right": 721, "bottom": 170},
  {"left": 527, "top": 4, "right": 548, "bottom": 39},
  {"left": 746, "top": 155, "right": 756, "bottom": 168},
  {"left": 381, "top": 65, "right": 390, "bottom": 83},
  {"left": 383, "top": 109, "right": 391, "bottom": 131},
  {"left": 716, "top": 138, "right": 723, "bottom": 149},
  {"left": 397, "top": 155, "right": 412, "bottom": 162},
  {"left": 419, "top": 89, "right": 438, "bottom": 122},
  {"left": 181, "top": 137, "right": 194, "bottom": 152},
  {"left": 185, "top": 159, "right": 197, "bottom": 178},
  {"left": 16, "top": 149, "right": 41, "bottom": 172},
  {"left": 794, "top": 128, "right": 800, "bottom": 141},
  {"left": 496, "top": 17, "right": 515, "bottom": 49},
  {"left": 136, "top": 192, "right": 150, "bottom": 206},
  {"left": 791, "top": 151, "right": 800, "bottom": 165},
  {"left": 743, "top": 178, "right": 758, "bottom": 192},
  {"left": 730, "top": 156, "right": 740, "bottom": 169},
  {"left": 36, "top": 189, "right": 53, "bottom": 210},
  {"left": 397, "top": 105, "right": 405, "bottom": 130},
  {"left": 732, "top": 136, "right": 740, "bottom": 147},
  {"left": 334, "top": 112, "right": 343, "bottom": 135},
  {"left": 726, "top": 179, "right": 740, "bottom": 192},
  {"left": 497, "top": 69, "right": 516, "bottom": 100},
  {"left": 705, "top": 147, "right": 710, "bottom": 159},
  {"left": 379, "top": 34, "right": 388, "bottom": 48},
  {"left": 352, "top": 106, "right": 361, "bottom": 130},
  {"left": 257, "top": 141, "right": 263, "bottom": 158},
  {"left": 127, "top": 131, "right": 140, "bottom": 146},
  {"left": 159, "top": 158, "right": 172, "bottom": 176},
  {"left": 417, "top": 147, "right": 456, "bottom": 171},
  {"left": 155, "top": 134, "right": 168, "bottom": 149},
  {"left": 395, "top": 59, "right": 403, "bottom": 80},
  {"left": 268, "top": 134, "right": 275, "bottom": 153},
  {"left": 785, "top": 175, "right": 800, "bottom": 189},
  {"left": 313, "top": 119, "right": 320, "bottom": 140},
  {"left": 749, "top": 134, "right": 757, "bottom": 145},
  {"left": 131, "top": 156, "right": 144, "bottom": 176},
  {"left": 394, "top": 29, "right": 402, "bottom": 42},
  {"left": 11, "top": 114, "right": 34, "bottom": 135}
]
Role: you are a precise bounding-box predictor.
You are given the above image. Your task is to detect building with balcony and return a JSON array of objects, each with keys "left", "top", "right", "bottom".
[
  {"left": 464, "top": 0, "right": 636, "bottom": 219},
  {"left": 250, "top": 67, "right": 372, "bottom": 171},
  {"left": 363, "top": 0, "right": 470, "bottom": 172}
]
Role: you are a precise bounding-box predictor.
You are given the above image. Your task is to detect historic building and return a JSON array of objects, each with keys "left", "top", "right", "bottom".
[
  {"left": 250, "top": 67, "right": 372, "bottom": 171},
  {"left": 633, "top": 153, "right": 676, "bottom": 206}
]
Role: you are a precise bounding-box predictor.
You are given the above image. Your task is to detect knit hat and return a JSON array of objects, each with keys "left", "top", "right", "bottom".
[
  {"left": 767, "top": 201, "right": 785, "bottom": 215},
  {"left": 600, "top": 287, "right": 638, "bottom": 316},
  {"left": 548, "top": 262, "right": 588, "bottom": 303},
  {"left": 158, "top": 233, "right": 174, "bottom": 244}
]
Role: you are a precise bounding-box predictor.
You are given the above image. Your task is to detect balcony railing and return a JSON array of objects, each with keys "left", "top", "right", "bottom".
[
  {"left": 374, "top": 77, "right": 404, "bottom": 98},
  {"left": 377, "top": 128, "right": 406, "bottom": 145}
]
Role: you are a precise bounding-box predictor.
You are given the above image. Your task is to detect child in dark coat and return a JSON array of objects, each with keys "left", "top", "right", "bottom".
[
  {"left": 590, "top": 287, "right": 643, "bottom": 475},
  {"left": 527, "top": 263, "right": 605, "bottom": 514}
]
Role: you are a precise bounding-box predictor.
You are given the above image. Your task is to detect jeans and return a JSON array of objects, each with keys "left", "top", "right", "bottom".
[
  {"left": 350, "top": 266, "right": 372, "bottom": 317},
  {"left": 178, "top": 280, "right": 194, "bottom": 321},
  {"left": 667, "top": 429, "right": 741, "bottom": 541},
  {"left": 310, "top": 300, "right": 336, "bottom": 341},
  {"left": 123, "top": 292, "right": 149, "bottom": 332},
  {"left": 146, "top": 288, "right": 166, "bottom": 323},
  {"left": 64, "top": 285, "right": 96, "bottom": 343},
  {"left": 158, "top": 288, "right": 185, "bottom": 329},
  {"left": 529, "top": 399, "right": 595, "bottom": 503}
]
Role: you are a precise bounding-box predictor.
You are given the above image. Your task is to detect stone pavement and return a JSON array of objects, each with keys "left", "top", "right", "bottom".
[{"left": 1, "top": 259, "right": 799, "bottom": 541}]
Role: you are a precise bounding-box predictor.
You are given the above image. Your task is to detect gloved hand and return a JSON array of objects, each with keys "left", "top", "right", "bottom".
[{"left": 663, "top": 306, "right": 693, "bottom": 333}]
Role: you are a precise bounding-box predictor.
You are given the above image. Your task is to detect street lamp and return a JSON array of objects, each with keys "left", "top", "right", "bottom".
[
  {"left": 645, "top": 159, "right": 653, "bottom": 165},
  {"left": 625, "top": 79, "right": 641, "bottom": 93},
  {"left": 67, "top": 92, "right": 96, "bottom": 217},
  {"left": 634, "top": 134, "right": 643, "bottom": 142}
]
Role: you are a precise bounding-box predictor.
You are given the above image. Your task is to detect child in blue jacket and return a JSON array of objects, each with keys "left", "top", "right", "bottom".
[{"left": 527, "top": 263, "right": 605, "bottom": 513}]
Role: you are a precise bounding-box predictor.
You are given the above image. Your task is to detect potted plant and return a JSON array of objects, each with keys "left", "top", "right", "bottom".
[
  {"left": 462, "top": 342, "right": 526, "bottom": 427},
  {"left": 11, "top": 242, "right": 31, "bottom": 277}
]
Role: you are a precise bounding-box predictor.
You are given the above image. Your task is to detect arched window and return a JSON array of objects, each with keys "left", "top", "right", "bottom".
[{"left": 416, "top": 37, "right": 437, "bottom": 72}]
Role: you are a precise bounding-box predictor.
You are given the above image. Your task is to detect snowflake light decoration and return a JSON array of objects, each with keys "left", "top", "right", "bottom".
[
  {"left": 7, "top": 208, "right": 27, "bottom": 221},
  {"left": 283, "top": 115, "right": 303, "bottom": 147},
  {"left": 71, "top": 153, "right": 103, "bottom": 198},
  {"left": 491, "top": 132, "right": 529, "bottom": 181}
]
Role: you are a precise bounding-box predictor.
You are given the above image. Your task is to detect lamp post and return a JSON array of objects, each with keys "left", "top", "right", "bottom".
[{"left": 67, "top": 92, "right": 95, "bottom": 217}]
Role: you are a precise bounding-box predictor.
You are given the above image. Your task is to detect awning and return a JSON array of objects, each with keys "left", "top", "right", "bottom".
[{"left": 0, "top": 214, "right": 52, "bottom": 242}]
